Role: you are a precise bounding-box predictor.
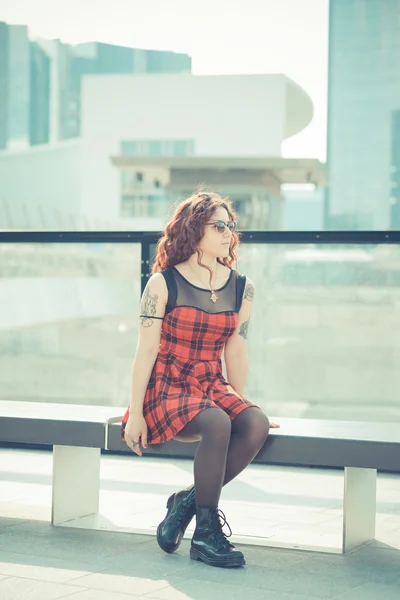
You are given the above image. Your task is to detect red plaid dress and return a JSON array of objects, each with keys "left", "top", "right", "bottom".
[{"left": 121, "top": 266, "right": 256, "bottom": 444}]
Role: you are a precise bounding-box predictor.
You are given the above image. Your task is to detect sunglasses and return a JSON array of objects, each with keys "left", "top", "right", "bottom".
[{"left": 206, "top": 220, "right": 237, "bottom": 234}]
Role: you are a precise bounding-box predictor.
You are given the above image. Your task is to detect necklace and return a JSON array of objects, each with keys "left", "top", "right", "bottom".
[{"left": 188, "top": 262, "right": 219, "bottom": 303}]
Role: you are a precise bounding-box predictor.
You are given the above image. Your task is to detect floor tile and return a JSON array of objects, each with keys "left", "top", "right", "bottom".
[
  {"left": 58, "top": 591, "right": 145, "bottom": 600},
  {"left": 67, "top": 571, "right": 186, "bottom": 596},
  {"left": 0, "top": 576, "right": 86, "bottom": 600},
  {"left": 332, "top": 582, "right": 400, "bottom": 600},
  {"left": 144, "top": 578, "right": 265, "bottom": 600},
  {"left": 0, "top": 551, "right": 96, "bottom": 583}
]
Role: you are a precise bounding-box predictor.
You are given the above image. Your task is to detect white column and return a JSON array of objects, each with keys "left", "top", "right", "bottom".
[
  {"left": 52, "top": 445, "right": 101, "bottom": 525},
  {"left": 342, "top": 467, "right": 377, "bottom": 553}
]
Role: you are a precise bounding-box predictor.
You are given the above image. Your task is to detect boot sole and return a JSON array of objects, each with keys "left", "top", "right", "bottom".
[{"left": 190, "top": 548, "right": 245, "bottom": 568}]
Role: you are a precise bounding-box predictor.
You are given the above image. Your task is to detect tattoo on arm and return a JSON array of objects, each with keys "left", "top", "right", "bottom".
[
  {"left": 244, "top": 283, "right": 254, "bottom": 302},
  {"left": 238, "top": 319, "right": 250, "bottom": 340},
  {"left": 139, "top": 286, "right": 159, "bottom": 328}
]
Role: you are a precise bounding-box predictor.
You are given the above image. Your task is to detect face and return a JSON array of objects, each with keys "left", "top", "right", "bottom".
[{"left": 197, "top": 206, "right": 235, "bottom": 259}]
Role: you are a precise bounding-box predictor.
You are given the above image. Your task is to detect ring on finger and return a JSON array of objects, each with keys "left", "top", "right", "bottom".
[{"left": 131, "top": 440, "right": 139, "bottom": 447}]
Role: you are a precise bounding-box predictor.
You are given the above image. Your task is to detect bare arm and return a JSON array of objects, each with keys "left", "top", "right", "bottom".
[
  {"left": 129, "top": 273, "right": 167, "bottom": 415},
  {"left": 223, "top": 277, "right": 254, "bottom": 396}
]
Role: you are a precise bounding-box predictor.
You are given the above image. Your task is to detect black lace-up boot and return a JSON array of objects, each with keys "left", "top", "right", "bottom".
[
  {"left": 190, "top": 507, "right": 245, "bottom": 568},
  {"left": 156, "top": 485, "right": 196, "bottom": 553}
]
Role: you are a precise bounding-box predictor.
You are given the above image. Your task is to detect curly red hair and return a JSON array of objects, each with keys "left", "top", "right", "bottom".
[{"left": 152, "top": 192, "right": 240, "bottom": 277}]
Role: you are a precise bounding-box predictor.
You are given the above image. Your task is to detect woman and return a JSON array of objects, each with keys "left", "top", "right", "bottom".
[{"left": 121, "top": 191, "right": 279, "bottom": 568}]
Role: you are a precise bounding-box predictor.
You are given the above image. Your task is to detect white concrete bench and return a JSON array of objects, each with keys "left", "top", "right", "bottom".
[
  {"left": 0, "top": 401, "right": 118, "bottom": 526},
  {"left": 1, "top": 401, "right": 399, "bottom": 554}
]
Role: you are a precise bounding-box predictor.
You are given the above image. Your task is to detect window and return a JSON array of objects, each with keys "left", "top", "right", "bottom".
[
  {"left": 120, "top": 139, "right": 195, "bottom": 157},
  {"left": 173, "top": 140, "right": 194, "bottom": 155}
]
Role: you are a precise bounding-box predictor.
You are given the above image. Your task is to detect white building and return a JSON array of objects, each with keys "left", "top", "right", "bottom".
[
  {"left": 80, "top": 72, "right": 325, "bottom": 230},
  {"left": 0, "top": 72, "right": 325, "bottom": 231}
]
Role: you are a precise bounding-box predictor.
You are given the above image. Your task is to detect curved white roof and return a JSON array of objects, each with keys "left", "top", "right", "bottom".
[{"left": 283, "top": 76, "right": 314, "bottom": 139}]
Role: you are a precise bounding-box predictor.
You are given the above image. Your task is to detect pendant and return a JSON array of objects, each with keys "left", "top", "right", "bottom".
[{"left": 210, "top": 291, "right": 218, "bottom": 303}]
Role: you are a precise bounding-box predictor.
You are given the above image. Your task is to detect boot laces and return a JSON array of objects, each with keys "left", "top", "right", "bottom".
[
  {"left": 174, "top": 493, "right": 195, "bottom": 527},
  {"left": 212, "top": 509, "right": 234, "bottom": 550}
]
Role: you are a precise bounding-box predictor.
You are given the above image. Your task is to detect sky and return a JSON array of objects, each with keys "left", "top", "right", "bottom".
[{"left": 0, "top": 0, "right": 329, "bottom": 161}]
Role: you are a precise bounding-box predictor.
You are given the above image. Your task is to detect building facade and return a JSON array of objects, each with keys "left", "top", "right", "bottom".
[
  {"left": 81, "top": 72, "right": 324, "bottom": 231},
  {"left": 327, "top": 0, "right": 400, "bottom": 230},
  {"left": 0, "top": 22, "right": 192, "bottom": 149},
  {"left": 391, "top": 110, "right": 400, "bottom": 228},
  {"left": 282, "top": 186, "right": 324, "bottom": 231},
  {"left": 0, "top": 23, "right": 30, "bottom": 150},
  {"left": 61, "top": 43, "right": 191, "bottom": 140},
  {"left": 0, "top": 24, "right": 53, "bottom": 148},
  {"left": 29, "top": 42, "right": 51, "bottom": 146},
  {"left": 0, "top": 71, "right": 325, "bottom": 231}
]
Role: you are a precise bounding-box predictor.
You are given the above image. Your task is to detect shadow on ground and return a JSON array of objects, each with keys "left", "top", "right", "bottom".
[{"left": 0, "top": 517, "right": 400, "bottom": 599}]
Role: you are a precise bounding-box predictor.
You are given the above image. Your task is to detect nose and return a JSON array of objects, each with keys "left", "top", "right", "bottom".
[{"left": 223, "top": 226, "right": 232, "bottom": 237}]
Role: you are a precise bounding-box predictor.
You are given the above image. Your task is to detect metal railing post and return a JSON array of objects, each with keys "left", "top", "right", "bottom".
[{"left": 140, "top": 237, "right": 153, "bottom": 298}]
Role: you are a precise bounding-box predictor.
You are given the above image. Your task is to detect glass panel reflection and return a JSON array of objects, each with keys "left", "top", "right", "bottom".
[
  {"left": 237, "top": 243, "right": 400, "bottom": 424},
  {"left": 0, "top": 243, "right": 140, "bottom": 407}
]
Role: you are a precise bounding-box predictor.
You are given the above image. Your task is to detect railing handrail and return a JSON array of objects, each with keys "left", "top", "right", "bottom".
[{"left": 1, "top": 230, "right": 400, "bottom": 244}]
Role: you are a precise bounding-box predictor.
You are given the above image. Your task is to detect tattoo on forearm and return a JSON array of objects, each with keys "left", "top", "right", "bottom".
[
  {"left": 244, "top": 283, "right": 254, "bottom": 302},
  {"left": 139, "top": 286, "right": 159, "bottom": 327},
  {"left": 239, "top": 319, "right": 250, "bottom": 340}
]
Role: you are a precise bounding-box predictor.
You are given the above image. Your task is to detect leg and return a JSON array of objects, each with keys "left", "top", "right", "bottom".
[
  {"left": 180, "top": 408, "right": 232, "bottom": 507},
  {"left": 175, "top": 407, "right": 270, "bottom": 487},
  {"left": 181, "top": 410, "right": 245, "bottom": 567},
  {"left": 223, "top": 408, "right": 270, "bottom": 486},
  {"left": 52, "top": 445, "right": 100, "bottom": 525},
  {"left": 156, "top": 408, "right": 231, "bottom": 553},
  {"left": 157, "top": 409, "right": 246, "bottom": 566}
]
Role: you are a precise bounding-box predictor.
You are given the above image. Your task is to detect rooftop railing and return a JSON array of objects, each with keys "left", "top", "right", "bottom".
[{"left": 1, "top": 230, "right": 400, "bottom": 425}]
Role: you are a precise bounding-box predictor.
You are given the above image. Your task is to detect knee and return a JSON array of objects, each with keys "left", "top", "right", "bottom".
[
  {"left": 202, "top": 408, "right": 231, "bottom": 443},
  {"left": 258, "top": 412, "right": 270, "bottom": 440},
  {"left": 241, "top": 409, "right": 270, "bottom": 444}
]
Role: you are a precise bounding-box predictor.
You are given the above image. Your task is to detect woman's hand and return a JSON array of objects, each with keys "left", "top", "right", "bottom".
[
  {"left": 124, "top": 413, "right": 148, "bottom": 456},
  {"left": 270, "top": 421, "right": 280, "bottom": 428}
]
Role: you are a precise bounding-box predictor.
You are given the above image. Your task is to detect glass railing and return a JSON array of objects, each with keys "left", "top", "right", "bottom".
[
  {"left": 238, "top": 242, "right": 400, "bottom": 423},
  {"left": 1, "top": 231, "right": 400, "bottom": 425},
  {"left": 0, "top": 240, "right": 141, "bottom": 407}
]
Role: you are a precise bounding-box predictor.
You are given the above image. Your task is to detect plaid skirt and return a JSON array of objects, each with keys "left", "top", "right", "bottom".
[{"left": 121, "top": 307, "right": 256, "bottom": 445}]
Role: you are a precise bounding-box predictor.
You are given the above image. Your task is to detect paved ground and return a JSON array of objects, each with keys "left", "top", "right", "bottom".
[{"left": 0, "top": 449, "right": 399, "bottom": 599}]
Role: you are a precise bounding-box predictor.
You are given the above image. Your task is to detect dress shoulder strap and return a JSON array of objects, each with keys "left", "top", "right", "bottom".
[
  {"left": 160, "top": 268, "right": 177, "bottom": 314},
  {"left": 235, "top": 272, "right": 247, "bottom": 312}
]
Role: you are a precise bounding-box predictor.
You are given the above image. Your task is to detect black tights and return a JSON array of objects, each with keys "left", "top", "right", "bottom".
[{"left": 176, "top": 407, "right": 270, "bottom": 508}]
